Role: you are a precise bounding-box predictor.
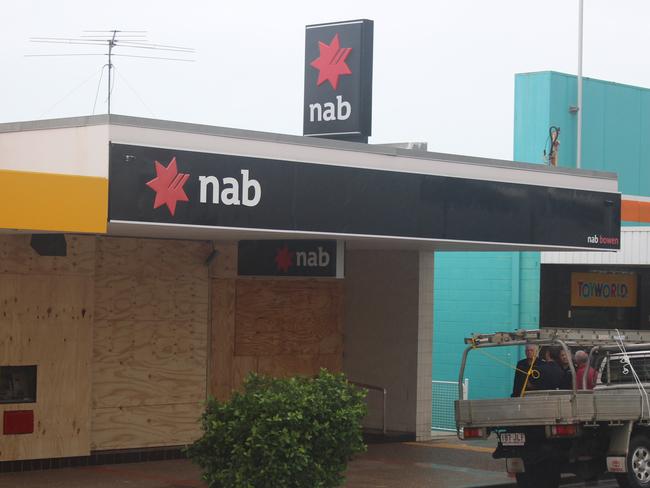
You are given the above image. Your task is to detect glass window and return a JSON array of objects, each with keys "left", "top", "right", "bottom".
[
  {"left": 0, "top": 366, "right": 37, "bottom": 404},
  {"left": 605, "top": 356, "right": 650, "bottom": 384}
]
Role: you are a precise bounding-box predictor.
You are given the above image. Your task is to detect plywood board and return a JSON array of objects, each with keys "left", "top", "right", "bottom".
[
  {"left": 138, "top": 239, "right": 210, "bottom": 278},
  {"left": 95, "top": 238, "right": 210, "bottom": 279},
  {"left": 93, "top": 274, "right": 138, "bottom": 321},
  {"left": 133, "top": 274, "right": 207, "bottom": 325},
  {"left": 0, "top": 235, "right": 95, "bottom": 276},
  {"left": 92, "top": 319, "right": 206, "bottom": 408},
  {"left": 318, "top": 353, "right": 343, "bottom": 373},
  {"left": 209, "top": 242, "right": 238, "bottom": 278},
  {"left": 231, "top": 356, "right": 258, "bottom": 392},
  {"left": 257, "top": 355, "right": 319, "bottom": 378},
  {"left": 0, "top": 271, "right": 93, "bottom": 461},
  {"left": 91, "top": 403, "right": 204, "bottom": 450},
  {"left": 256, "top": 354, "right": 340, "bottom": 378},
  {"left": 235, "top": 280, "right": 343, "bottom": 357},
  {"left": 95, "top": 237, "right": 141, "bottom": 277},
  {"left": 209, "top": 276, "right": 344, "bottom": 397},
  {"left": 92, "top": 237, "right": 209, "bottom": 450},
  {"left": 210, "top": 279, "right": 235, "bottom": 401}
]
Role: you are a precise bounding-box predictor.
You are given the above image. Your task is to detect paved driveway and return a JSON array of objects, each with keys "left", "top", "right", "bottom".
[{"left": 0, "top": 435, "right": 514, "bottom": 488}]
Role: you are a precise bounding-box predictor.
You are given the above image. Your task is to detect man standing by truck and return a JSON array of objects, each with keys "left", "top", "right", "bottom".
[
  {"left": 530, "top": 346, "right": 571, "bottom": 391},
  {"left": 512, "top": 344, "right": 538, "bottom": 397},
  {"left": 575, "top": 350, "right": 597, "bottom": 389}
]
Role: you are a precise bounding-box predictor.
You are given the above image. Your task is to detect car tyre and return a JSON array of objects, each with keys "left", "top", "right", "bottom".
[
  {"left": 516, "top": 459, "right": 560, "bottom": 488},
  {"left": 620, "top": 435, "right": 650, "bottom": 488}
]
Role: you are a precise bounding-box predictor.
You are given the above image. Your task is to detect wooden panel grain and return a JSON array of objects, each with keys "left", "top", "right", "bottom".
[
  {"left": 231, "top": 356, "right": 258, "bottom": 392},
  {"left": 254, "top": 354, "right": 340, "bottom": 380},
  {"left": 317, "top": 353, "right": 342, "bottom": 373},
  {"left": 93, "top": 274, "right": 137, "bottom": 321},
  {"left": 0, "top": 235, "right": 95, "bottom": 276},
  {"left": 235, "top": 279, "right": 343, "bottom": 357},
  {"left": 0, "top": 272, "right": 93, "bottom": 461},
  {"left": 139, "top": 239, "right": 210, "bottom": 278},
  {"left": 133, "top": 274, "right": 208, "bottom": 325},
  {"left": 95, "top": 237, "right": 141, "bottom": 277},
  {"left": 210, "top": 279, "right": 235, "bottom": 400},
  {"left": 91, "top": 403, "right": 204, "bottom": 450},
  {"left": 209, "top": 242, "right": 238, "bottom": 278},
  {"left": 0, "top": 275, "right": 93, "bottom": 362},
  {"left": 92, "top": 320, "right": 206, "bottom": 408},
  {"left": 257, "top": 355, "right": 319, "bottom": 378},
  {"left": 92, "top": 237, "right": 209, "bottom": 450}
]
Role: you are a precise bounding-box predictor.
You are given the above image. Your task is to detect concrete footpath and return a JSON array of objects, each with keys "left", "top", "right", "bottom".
[{"left": 0, "top": 434, "right": 515, "bottom": 488}]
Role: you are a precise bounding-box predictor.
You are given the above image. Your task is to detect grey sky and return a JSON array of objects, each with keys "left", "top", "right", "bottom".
[{"left": 2, "top": 1, "right": 648, "bottom": 160}]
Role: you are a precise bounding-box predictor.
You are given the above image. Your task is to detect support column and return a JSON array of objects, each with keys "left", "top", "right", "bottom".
[
  {"left": 343, "top": 249, "right": 433, "bottom": 440},
  {"left": 416, "top": 251, "right": 433, "bottom": 441}
]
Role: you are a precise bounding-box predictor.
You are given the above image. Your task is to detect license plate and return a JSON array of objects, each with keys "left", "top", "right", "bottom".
[{"left": 501, "top": 432, "right": 526, "bottom": 446}]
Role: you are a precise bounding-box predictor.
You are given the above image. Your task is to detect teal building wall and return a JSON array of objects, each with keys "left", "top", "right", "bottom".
[
  {"left": 515, "top": 71, "right": 650, "bottom": 194},
  {"left": 432, "top": 71, "right": 650, "bottom": 400},
  {"left": 432, "top": 252, "right": 540, "bottom": 399}
]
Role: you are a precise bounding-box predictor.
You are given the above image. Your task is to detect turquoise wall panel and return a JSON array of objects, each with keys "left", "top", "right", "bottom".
[
  {"left": 513, "top": 72, "right": 551, "bottom": 164},
  {"left": 525, "top": 71, "right": 650, "bottom": 196},
  {"left": 432, "top": 251, "right": 538, "bottom": 400}
]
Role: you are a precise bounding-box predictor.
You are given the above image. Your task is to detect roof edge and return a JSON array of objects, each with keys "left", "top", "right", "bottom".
[{"left": 0, "top": 114, "right": 617, "bottom": 181}]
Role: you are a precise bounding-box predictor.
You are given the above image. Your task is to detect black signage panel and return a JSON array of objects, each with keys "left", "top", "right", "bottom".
[
  {"left": 108, "top": 143, "right": 621, "bottom": 250},
  {"left": 238, "top": 240, "right": 341, "bottom": 277},
  {"left": 303, "top": 19, "right": 373, "bottom": 141}
]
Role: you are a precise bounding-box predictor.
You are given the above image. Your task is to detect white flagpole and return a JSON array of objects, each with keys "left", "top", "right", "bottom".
[{"left": 577, "top": 0, "right": 584, "bottom": 169}]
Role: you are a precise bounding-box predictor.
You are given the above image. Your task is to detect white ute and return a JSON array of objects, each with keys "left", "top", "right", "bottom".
[{"left": 455, "top": 328, "right": 650, "bottom": 488}]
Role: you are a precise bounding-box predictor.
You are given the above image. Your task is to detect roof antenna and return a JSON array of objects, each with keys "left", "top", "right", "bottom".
[{"left": 27, "top": 30, "right": 195, "bottom": 115}]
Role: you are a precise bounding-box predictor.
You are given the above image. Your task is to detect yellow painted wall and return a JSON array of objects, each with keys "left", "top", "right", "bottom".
[{"left": 0, "top": 170, "right": 107, "bottom": 233}]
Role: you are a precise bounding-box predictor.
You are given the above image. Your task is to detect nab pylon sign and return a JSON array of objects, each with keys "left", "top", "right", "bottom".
[{"left": 303, "top": 19, "right": 373, "bottom": 142}]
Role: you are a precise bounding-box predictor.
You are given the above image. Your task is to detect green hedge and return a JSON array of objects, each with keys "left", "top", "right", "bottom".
[{"left": 187, "top": 370, "right": 367, "bottom": 488}]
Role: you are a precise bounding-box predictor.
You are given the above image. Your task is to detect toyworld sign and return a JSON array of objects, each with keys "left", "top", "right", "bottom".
[
  {"left": 238, "top": 240, "right": 344, "bottom": 278},
  {"left": 107, "top": 143, "right": 621, "bottom": 251},
  {"left": 303, "top": 19, "right": 373, "bottom": 142}
]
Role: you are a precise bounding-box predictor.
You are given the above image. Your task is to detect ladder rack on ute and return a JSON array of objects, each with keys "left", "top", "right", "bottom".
[
  {"left": 466, "top": 327, "right": 650, "bottom": 347},
  {"left": 459, "top": 328, "right": 650, "bottom": 399}
]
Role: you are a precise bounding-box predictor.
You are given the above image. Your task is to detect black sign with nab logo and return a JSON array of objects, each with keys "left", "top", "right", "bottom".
[
  {"left": 238, "top": 240, "right": 341, "bottom": 277},
  {"left": 303, "top": 19, "right": 373, "bottom": 142}
]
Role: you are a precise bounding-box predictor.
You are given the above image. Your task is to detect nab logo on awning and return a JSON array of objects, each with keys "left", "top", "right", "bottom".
[
  {"left": 146, "top": 157, "right": 262, "bottom": 216},
  {"left": 303, "top": 19, "right": 373, "bottom": 142},
  {"left": 145, "top": 157, "right": 189, "bottom": 216},
  {"left": 274, "top": 244, "right": 331, "bottom": 273},
  {"left": 238, "top": 240, "right": 340, "bottom": 278}
]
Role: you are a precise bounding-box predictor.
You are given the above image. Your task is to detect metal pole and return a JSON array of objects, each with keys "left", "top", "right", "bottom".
[
  {"left": 576, "top": 0, "right": 584, "bottom": 169},
  {"left": 107, "top": 30, "right": 117, "bottom": 115}
]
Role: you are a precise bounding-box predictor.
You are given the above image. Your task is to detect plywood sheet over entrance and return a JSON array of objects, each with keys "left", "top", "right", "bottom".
[
  {"left": 210, "top": 244, "right": 343, "bottom": 401},
  {"left": 91, "top": 237, "right": 209, "bottom": 450},
  {"left": 0, "top": 235, "right": 95, "bottom": 461}
]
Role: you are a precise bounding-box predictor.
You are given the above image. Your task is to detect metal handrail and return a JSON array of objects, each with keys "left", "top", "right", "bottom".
[{"left": 350, "top": 381, "right": 387, "bottom": 435}]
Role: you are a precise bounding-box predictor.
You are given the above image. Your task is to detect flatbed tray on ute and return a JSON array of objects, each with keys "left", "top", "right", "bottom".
[
  {"left": 456, "top": 388, "right": 650, "bottom": 428},
  {"left": 455, "top": 328, "right": 650, "bottom": 430}
]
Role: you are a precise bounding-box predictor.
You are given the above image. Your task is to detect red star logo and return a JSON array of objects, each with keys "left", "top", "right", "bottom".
[
  {"left": 310, "top": 33, "right": 352, "bottom": 90},
  {"left": 275, "top": 245, "right": 294, "bottom": 273},
  {"left": 145, "top": 157, "right": 190, "bottom": 216}
]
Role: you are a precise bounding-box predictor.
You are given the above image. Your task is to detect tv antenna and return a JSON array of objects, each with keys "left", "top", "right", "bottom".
[{"left": 28, "top": 30, "right": 195, "bottom": 115}]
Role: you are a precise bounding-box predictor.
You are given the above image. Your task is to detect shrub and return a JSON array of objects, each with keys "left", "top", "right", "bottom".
[{"left": 187, "top": 369, "right": 367, "bottom": 488}]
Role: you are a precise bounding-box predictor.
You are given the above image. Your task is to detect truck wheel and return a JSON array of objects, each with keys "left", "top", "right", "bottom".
[
  {"left": 616, "top": 474, "right": 631, "bottom": 488},
  {"left": 620, "top": 435, "right": 650, "bottom": 487},
  {"left": 516, "top": 460, "right": 560, "bottom": 488},
  {"left": 515, "top": 472, "right": 532, "bottom": 487}
]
